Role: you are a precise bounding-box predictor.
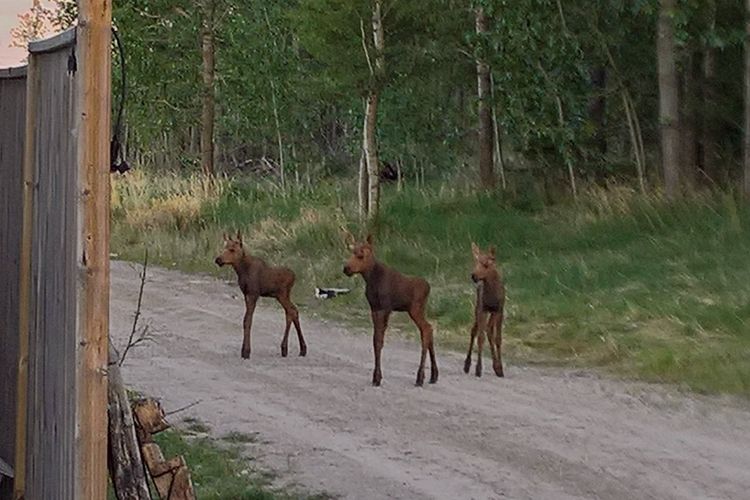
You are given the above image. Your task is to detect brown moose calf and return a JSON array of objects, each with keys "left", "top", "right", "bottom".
[
  {"left": 215, "top": 231, "right": 306, "bottom": 359},
  {"left": 464, "top": 243, "right": 505, "bottom": 377},
  {"left": 343, "top": 234, "right": 438, "bottom": 387}
]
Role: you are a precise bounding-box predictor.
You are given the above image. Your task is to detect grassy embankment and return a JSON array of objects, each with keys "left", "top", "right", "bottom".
[
  {"left": 107, "top": 417, "right": 330, "bottom": 499},
  {"left": 111, "top": 171, "right": 750, "bottom": 396}
]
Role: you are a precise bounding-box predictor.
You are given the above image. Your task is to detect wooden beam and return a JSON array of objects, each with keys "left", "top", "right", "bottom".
[
  {"left": 75, "top": 1, "right": 112, "bottom": 498},
  {"left": 13, "top": 54, "right": 37, "bottom": 500}
]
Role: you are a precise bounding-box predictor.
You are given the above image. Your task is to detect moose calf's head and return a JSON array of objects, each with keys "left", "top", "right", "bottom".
[
  {"left": 215, "top": 231, "right": 245, "bottom": 267},
  {"left": 343, "top": 234, "right": 376, "bottom": 276},
  {"left": 471, "top": 242, "right": 497, "bottom": 283}
]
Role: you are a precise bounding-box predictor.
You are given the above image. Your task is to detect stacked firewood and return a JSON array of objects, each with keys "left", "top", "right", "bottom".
[{"left": 107, "top": 346, "right": 196, "bottom": 500}]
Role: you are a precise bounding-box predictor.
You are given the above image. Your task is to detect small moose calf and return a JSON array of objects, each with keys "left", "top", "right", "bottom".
[
  {"left": 343, "top": 234, "right": 438, "bottom": 387},
  {"left": 464, "top": 243, "right": 505, "bottom": 377},
  {"left": 215, "top": 231, "right": 306, "bottom": 359}
]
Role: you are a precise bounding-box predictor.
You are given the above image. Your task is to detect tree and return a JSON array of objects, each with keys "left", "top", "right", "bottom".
[
  {"left": 363, "top": 0, "right": 385, "bottom": 218},
  {"left": 200, "top": 0, "right": 217, "bottom": 176},
  {"left": 657, "top": 0, "right": 681, "bottom": 199},
  {"left": 745, "top": 0, "right": 750, "bottom": 198},
  {"left": 10, "top": 0, "right": 52, "bottom": 48},
  {"left": 474, "top": 5, "right": 495, "bottom": 190}
]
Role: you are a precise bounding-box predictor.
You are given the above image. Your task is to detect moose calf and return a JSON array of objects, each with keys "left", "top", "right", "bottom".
[
  {"left": 343, "top": 234, "right": 438, "bottom": 387},
  {"left": 215, "top": 231, "right": 306, "bottom": 359},
  {"left": 464, "top": 243, "right": 505, "bottom": 377}
]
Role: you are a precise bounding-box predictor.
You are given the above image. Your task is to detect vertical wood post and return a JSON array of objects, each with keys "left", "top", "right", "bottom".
[
  {"left": 75, "top": 1, "right": 112, "bottom": 498},
  {"left": 13, "top": 56, "right": 37, "bottom": 500}
]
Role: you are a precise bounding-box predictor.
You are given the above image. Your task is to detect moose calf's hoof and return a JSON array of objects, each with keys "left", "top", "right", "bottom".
[
  {"left": 429, "top": 371, "right": 439, "bottom": 384},
  {"left": 463, "top": 358, "right": 471, "bottom": 374},
  {"left": 475, "top": 366, "right": 482, "bottom": 378},
  {"left": 241, "top": 350, "right": 250, "bottom": 359},
  {"left": 299, "top": 346, "right": 307, "bottom": 357},
  {"left": 281, "top": 347, "right": 288, "bottom": 358}
]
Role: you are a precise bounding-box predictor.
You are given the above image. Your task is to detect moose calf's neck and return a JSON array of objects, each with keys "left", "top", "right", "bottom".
[
  {"left": 479, "top": 270, "right": 503, "bottom": 311},
  {"left": 232, "top": 252, "right": 264, "bottom": 277},
  {"left": 361, "top": 260, "right": 386, "bottom": 284}
]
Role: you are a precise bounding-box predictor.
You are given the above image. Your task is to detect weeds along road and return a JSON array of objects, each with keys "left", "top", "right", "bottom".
[{"left": 111, "top": 261, "right": 750, "bottom": 500}]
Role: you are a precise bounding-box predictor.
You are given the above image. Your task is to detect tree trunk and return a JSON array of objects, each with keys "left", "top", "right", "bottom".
[
  {"left": 489, "top": 73, "right": 507, "bottom": 190},
  {"left": 680, "top": 51, "right": 700, "bottom": 188},
  {"left": 364, "top": 91, "right": 380, "bottom": 218},
  {"left": 200, "top": 0, "right": 216, "bottom": 176},
  {"left": 475, "top": 6, "right": 495, "bottom": 190},
  {"left": 107, "top": 345, "right": 150, "bottom": 500},
  {"left": 589, "top": 67, "right": 607, "bottom": 156},
  {"left": 701, "top": 1, "right": 719, "bottom": 183},
  {"left": 270, "top": 79, "right": 285, "bottom": 191},
  {"left": 364, "top": 0, "right": 385, "bottom": 219},
  {"left": 702, "top": 46, "right": 719, "bottom": 182},
  {"left": 623, "top": 91, "right": 646, "bottom": 192},
  {"left": 657, "top": 0, "right": 681, "bottom": 199},
  {"left": 744, "top": 0, "right": 750, "bottom": 198},
  {"left": 358, "top": 149, "right": 368, "bottom": 219}
]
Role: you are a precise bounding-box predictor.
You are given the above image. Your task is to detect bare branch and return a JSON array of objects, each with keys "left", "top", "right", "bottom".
[
  {"left": 119, "top": 250, "right": 149, "bottom": 366},
  {"left": 165, "top": 400, "right": 203, "bottom": 416}
]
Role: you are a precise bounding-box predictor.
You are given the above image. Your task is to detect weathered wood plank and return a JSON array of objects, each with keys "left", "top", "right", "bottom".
[
  {"left": 24, "top": 44, "right": 78, "bottom": 500},
  {"left": 0, "top": 64, "right": 27, "bottom": 500},
  {"left": 11, "top": 54, "right": 37, "bottom": 500}
]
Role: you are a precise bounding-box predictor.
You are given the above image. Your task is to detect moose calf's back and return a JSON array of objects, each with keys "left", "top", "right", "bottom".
[
  {"left": 237, "top": 257, "right": 296, "bottom": 298},
  {"left": 365, "top": 263, "right": 430, "bottom": 312}
]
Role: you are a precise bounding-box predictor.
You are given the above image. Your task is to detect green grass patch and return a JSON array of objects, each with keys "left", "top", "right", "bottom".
[
  {"left": 111, "top": 173, "right": 750, "bottom": 397},
  {"left": 153, "top": 425, "right": 330, "bottom": 499}
]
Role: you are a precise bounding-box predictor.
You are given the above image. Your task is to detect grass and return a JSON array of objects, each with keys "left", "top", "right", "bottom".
[
  {"left": 107, "top": 419, "right": 322, "bottom": 499},
  {"left": 111, "top": 170, "right": 750, "bottom": 397},
  {"left": 149, "top": 421, "right": 330, "bottom": 499}
]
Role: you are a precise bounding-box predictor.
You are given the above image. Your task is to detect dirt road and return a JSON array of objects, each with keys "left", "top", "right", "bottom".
[{"left": 110, "top": 261, "right": 750, "bottom": 500}]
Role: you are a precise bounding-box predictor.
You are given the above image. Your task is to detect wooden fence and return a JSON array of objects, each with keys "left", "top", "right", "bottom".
[
  {"left": 0, "top": 2, "right": 112, "bottom": 496},
  {"left": 0, "top": 65, "right": 26, "bottom": 500}
]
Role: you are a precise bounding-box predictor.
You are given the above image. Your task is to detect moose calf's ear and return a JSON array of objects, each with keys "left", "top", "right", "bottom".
[
  {"left": 236, "top": 229, "right": 243, "bottom": 244},
  {"left": 341, "top": 225, "right": 356, "bottom": 249},
  {"left": 471, "top": 242, "right": 480, "bottom": 257},
  {"left": 366, "top": 233, "right": 374, "bottom": 245}
]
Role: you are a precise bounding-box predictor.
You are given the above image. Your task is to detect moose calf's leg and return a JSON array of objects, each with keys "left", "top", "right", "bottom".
[
  {"left": 278, "top": 294, "right": 300, "bottom": 357},
  {"left": 428, "top": 328, "right": 438, "bottom": 384},
  {"left": 487, "top": 313, "right": 499, "bottom": 374},
  {"left": 493, "top": 313, "right": 504, "bottom": 377},
  {"left": 464, "top": 322, "right": 478, "bottom": 374},
  {"left": 409, "top": 308, "right": 432, "bottom": 386},
  {"left": 280, "top": 311, "right": 292, "bottom": 358},
  {"left": 416, "top": 332, "right": 428, "bottom": 387},
  {"left": 371, "top": 311, "right": 388, "bottom": 386},
  {"left": 293, "top": 311, "right": 306, "bottom": 356},
  {"left": 475, "top": 323, "right": 485, "bottom": 377},
  {"left": 242, "top": 297, "right": 258, "bottom": 359}
]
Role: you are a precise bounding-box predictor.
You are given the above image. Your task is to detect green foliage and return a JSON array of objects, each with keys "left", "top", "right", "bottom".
[
  {"left": 155, "top": 425, "right": 327, "bottom": 499},
  {"left": 111, "top": 174, "right": 750, "bottom": 396}
]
